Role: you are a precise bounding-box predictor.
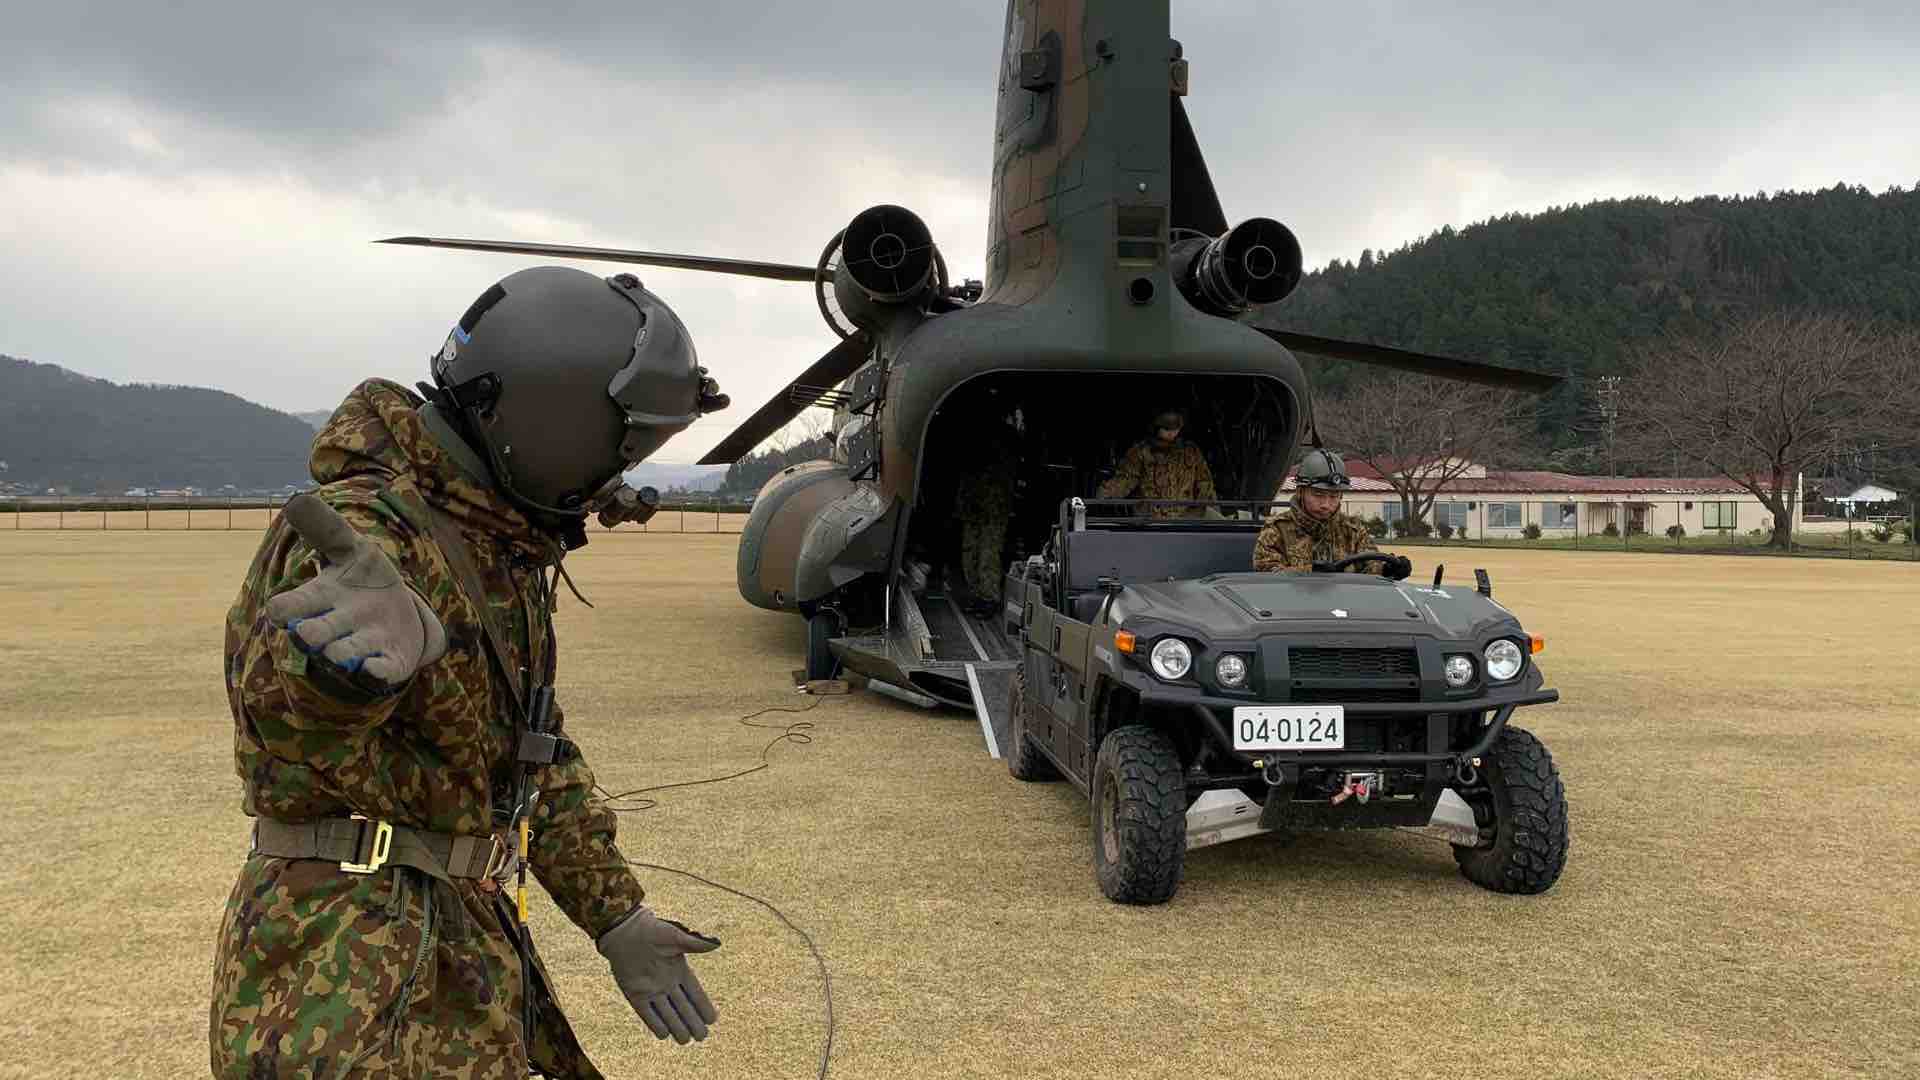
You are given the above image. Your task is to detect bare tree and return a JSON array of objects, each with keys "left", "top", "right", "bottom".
[
  {"left": 1617, "top": 311, "right": 1920, "bottom": 549},
  {"left": 1314, "top": 375, "right": 1535, "bottom": 531},
  {"left": 769, "top": 409, "right": 831, "bottom": 454}
]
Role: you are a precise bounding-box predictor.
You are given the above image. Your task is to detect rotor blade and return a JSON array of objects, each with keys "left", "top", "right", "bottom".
[
  {"left": 376, "top": 236, "right": 817, "bottom": 282},
  {"left": 1255, "top": 326, "right": 1563, "bottom": 394},
  {"left": 1169, "top": 95, "right": 1229, "bottom": 238},
  {"left": 696, "top": 334, "right": 872, "bottom": 465}
]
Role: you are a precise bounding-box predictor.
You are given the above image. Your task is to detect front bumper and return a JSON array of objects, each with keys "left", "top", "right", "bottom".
[{"left": 1140, "top": 684, "right": 1560, "bottom": 768}]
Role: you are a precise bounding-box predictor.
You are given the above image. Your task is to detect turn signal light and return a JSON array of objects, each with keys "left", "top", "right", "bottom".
[
  {"left": 1115, "top": 630, "right": 1137, "bottom": 654},
  {"left": 1529, "top": 634, "right": 1546, "bottom": 654}
]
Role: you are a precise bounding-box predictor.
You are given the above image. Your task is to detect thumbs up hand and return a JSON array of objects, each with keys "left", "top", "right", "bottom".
[{"left": 265, "top": 494, "right": 448, "bottom": 685}]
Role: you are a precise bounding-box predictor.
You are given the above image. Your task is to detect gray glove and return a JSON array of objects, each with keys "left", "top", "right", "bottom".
[
  {"left": 597, "top": 906, "right": 721, "bottom": 1044},
  {"left": 264, "top": 494, "right": 448, "bottom": 685}
]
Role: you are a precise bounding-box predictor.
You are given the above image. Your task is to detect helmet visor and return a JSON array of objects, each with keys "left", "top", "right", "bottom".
[{"left": 603, "top": 275, "right": 703, "bottom": 463}]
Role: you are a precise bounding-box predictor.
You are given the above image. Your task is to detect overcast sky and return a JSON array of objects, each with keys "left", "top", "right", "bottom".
[{"left": 4, "top": 2, "right": 1917, "bottom": 463}]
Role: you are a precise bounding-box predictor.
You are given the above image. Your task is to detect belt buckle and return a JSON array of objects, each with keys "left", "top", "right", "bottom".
[
  {"left": 341, "top": 813, "right": 394, "bottom": 874},
  {"left": 473, "top": 833, "right": 519, "bottom": 894}
]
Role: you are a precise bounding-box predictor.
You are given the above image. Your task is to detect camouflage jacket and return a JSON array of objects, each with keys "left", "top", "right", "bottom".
[
  {"left": 1251, "top": 498, "right": 1383, "bottom": 572},
  {"left": 211, "top": 379, "right": 640, "bottom": 1079},
  {"left": 1096, "top": 440, "right": 1217, "bottom": 519},
  {"left": 954, "top": 427, "right": 1020, "bottom": 515}
]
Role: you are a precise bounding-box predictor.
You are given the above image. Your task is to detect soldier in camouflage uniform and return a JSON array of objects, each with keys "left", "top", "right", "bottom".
[
  {"left": 1253, "top": 448, "right": 1412, "bottom": 578},
  {"left": 953, "top": 410, "right": 1022, "bottom": 614},
  {"left": 210, "top": 267, "right": 731, "bottom": 1079},
  {"left": 1096, "top": 408, "right": 1217, "bottom": 519}
]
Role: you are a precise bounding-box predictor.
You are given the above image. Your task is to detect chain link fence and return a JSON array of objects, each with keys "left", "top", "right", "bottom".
[
  {"left": 1365, "top": 496, "right": 1919, "bottom": 561},
  {"left": 0, "top": 494, "right": 753, "bottom": 535},
  {"left": 9, "top": 492, "right": 1915, "bottom": 559}
]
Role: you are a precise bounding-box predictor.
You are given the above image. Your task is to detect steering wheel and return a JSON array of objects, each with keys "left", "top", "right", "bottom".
[{"left": 1314, "top": 551, "right": 1413, "bottom": 579}]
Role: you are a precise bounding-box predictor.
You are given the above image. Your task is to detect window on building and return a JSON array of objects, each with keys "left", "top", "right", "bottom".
[
  {"left": 1380, "top": 502, "right": 1405, "bottom": 524},
  {"left": 1435, "top": 503, "right": 1469, "bottom": 529},
  {"left": 1702, "top": 501, "right": 1737, "bottom": 529},
  {"left": 1486, "top": 501, "right": 1525, "bottom": 528},
  {"left": 1558, "top": 502, "right": 1578, "bottom": 528}
]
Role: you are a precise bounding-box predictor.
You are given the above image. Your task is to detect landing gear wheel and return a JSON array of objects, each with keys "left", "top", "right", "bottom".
[
  {"left": 805, "top": 610, "right": 842, "bottom": 681},
  {"left": 1005, "top": 667, "right": 1058, "bottom": 782},
  {"left": 1090, "top": 726, "right": 1186, "bottom": 905},
  {"left": 1452, "top": 725, "right": 1569, "bottom": 895}
]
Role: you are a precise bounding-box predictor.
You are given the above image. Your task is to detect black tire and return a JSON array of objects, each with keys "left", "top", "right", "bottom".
[
  {"left": 1005, "top": 666, "right": 1059, "bottom": 782},
  {"left": 805, "top": 610, "right": 841, "bottom": 681},
  {"left": 1452, "top": 725, "right": 1569, "bottom": 895},
  {"left": 1090, "top": 726, "right": 1186, "bottom": 905}
]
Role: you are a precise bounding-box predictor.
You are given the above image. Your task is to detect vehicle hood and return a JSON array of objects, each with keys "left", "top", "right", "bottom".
[{"left": 1117, "top": 572, "right": 1518, "bottom": 641}]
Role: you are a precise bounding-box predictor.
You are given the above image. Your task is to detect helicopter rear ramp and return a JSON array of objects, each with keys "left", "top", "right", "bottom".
[{"left": 828, "top": 582, "right": 1019, "bottom": 755}]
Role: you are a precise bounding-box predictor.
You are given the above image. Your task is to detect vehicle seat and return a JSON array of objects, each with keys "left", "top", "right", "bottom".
[{"left": 1061, "top": 529, "right": 1258, "bottom": 622}]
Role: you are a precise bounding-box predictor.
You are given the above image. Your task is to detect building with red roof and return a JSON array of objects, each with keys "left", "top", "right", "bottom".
[{"left": 1279, "top": 460, "right": 1800, "bottom": 538}]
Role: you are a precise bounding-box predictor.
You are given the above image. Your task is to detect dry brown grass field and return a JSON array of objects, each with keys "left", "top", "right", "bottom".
[{"left": 1, "top": 531, "right": 1916, "bottom": 1079}]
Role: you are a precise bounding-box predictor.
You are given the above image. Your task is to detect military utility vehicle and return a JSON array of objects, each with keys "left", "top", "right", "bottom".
[{"left": 1005, "top": 498, "right": 1568, "bottom": 904}]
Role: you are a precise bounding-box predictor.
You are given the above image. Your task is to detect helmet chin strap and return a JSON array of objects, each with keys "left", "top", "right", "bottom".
[{"left": 419, "top": 374, "right": 599, "bottom": 550}]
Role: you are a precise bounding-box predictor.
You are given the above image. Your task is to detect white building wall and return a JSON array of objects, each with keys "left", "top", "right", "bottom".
[{"left": 1340, "top": 490, "right": 1794, "bottom": 537}]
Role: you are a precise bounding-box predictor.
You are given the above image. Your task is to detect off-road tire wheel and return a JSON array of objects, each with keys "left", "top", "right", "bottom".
[
  {"left": 1006, "top": 667, "right": 1059, "bottom": 781},
  {"left": 1452, "top": 725, "right": 1569, "bottom": 895},
  {"left": 805, "top": 611, "right": 842, "bottom": 681},
  {"left": 1090, "top": 726, "right": 1186, "bottom": 905}
]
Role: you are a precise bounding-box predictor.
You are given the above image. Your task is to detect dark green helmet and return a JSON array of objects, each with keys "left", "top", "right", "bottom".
[
  {"left": 1295, "top": 448, "right": 1351, "bottom": 490},
  {"left": 427, "top": 267, "right": 728, "bottom": 523}
]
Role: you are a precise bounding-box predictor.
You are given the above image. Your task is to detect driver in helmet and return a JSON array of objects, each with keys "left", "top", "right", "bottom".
[
  {"left": 212, "top": 267, "right": 730, "bottom": 1079},
  {"left": 1253, "top": 448, "right": 1411, "bottom": 578}
]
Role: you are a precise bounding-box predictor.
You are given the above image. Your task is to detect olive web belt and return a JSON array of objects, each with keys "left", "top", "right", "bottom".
[{"left": 252, "top": 816, "right": 514, "bottom": 885}]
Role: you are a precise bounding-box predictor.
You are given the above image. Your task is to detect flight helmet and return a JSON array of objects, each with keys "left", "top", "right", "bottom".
[{"left": 426, "top": 267, "right": 728, "bottom": 524}]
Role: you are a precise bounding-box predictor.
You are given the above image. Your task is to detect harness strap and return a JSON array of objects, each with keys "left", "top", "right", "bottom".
[
  {"left": 253, "top": 817, "right": 509, "bottom": 884},
  {"left": 375, "top": 485, "right": 530, "bottom": 720},
  {"left": 429, "top": 506, "right": 529, "bottom": 713}
]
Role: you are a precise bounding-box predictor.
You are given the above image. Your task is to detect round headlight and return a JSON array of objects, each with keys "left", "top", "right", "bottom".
[
  {"left": 1484, "top": 639, "right": 1524, "bottom": 682},
  {"left": 1150, "top": 638, "right": 1194, "bottom": 681},
  {"left": 1444, "top": 654, "right": 1474, "bottom": 687},
  {"left": 1215, "top": 654, "right": 1248, "bottom": 688}
]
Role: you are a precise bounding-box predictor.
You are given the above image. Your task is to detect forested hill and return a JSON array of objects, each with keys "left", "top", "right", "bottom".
[
  {"left": 0, "top": 356, "right": 315, "bottom": 492},
  {"left": 718, "top": 434, "right": 835, "bottom": 495},
  {"left": 1278, "top": 184, "right": 1920, "bottom": 444}
]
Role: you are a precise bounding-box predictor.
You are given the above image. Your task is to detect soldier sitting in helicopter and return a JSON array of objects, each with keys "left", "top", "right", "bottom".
[{"left": 1095, "top": 406, "right": 1218, "bottom": 519}]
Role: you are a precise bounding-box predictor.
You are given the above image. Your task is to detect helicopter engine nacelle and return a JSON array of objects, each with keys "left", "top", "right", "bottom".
[
  {"left": 832, "top": 204, "right": 938, "bottom": 329},
  {"left": 1172, "top": 217, "right": 1304, "bottom": 316}
]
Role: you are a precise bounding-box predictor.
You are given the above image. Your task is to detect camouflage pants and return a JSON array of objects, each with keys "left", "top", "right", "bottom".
[
  {"left": 959, "top": 512, "right": 1008, "bottom": 600},
  {"left": 210, "top": 856, "right": 600, "bottom": 1079}
]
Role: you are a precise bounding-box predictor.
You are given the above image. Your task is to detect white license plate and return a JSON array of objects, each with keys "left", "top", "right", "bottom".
[{"left": 1231, "top": 706, "right": 1346, "bottom": 750}]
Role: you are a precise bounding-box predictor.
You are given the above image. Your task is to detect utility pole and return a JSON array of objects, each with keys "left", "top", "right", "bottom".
[{"left": 1595, "top": 375, "right": 1621, "bottom": 477}]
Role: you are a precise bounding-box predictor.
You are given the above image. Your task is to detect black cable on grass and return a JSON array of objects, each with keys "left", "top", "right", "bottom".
[
  {"left": 594, "top": 700, "right": 821, "bottom": 811},
  {"left": 598, "top": 696, "right": 836, "bottom": 1078}
]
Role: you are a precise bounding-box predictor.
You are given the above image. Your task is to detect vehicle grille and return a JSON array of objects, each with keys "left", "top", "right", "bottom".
[
  {"left": 1289, "top": 648, "right": 1418, "bottom": 680},
  {"left": 1284, "top": 646, "right": 1421, "bottom": 704},
  {"left": 1291, "top": 685, "right": 1420, "bottom": 704}
]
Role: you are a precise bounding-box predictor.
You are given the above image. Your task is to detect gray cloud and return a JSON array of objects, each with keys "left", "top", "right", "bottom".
[{"left": 3, "top": 2, "right": 1918, "bottom": 462}]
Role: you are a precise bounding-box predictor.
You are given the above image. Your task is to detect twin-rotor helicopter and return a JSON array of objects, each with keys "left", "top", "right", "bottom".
[{"left": 382, "top": 0, "right": 1558, "bottom": 709}]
